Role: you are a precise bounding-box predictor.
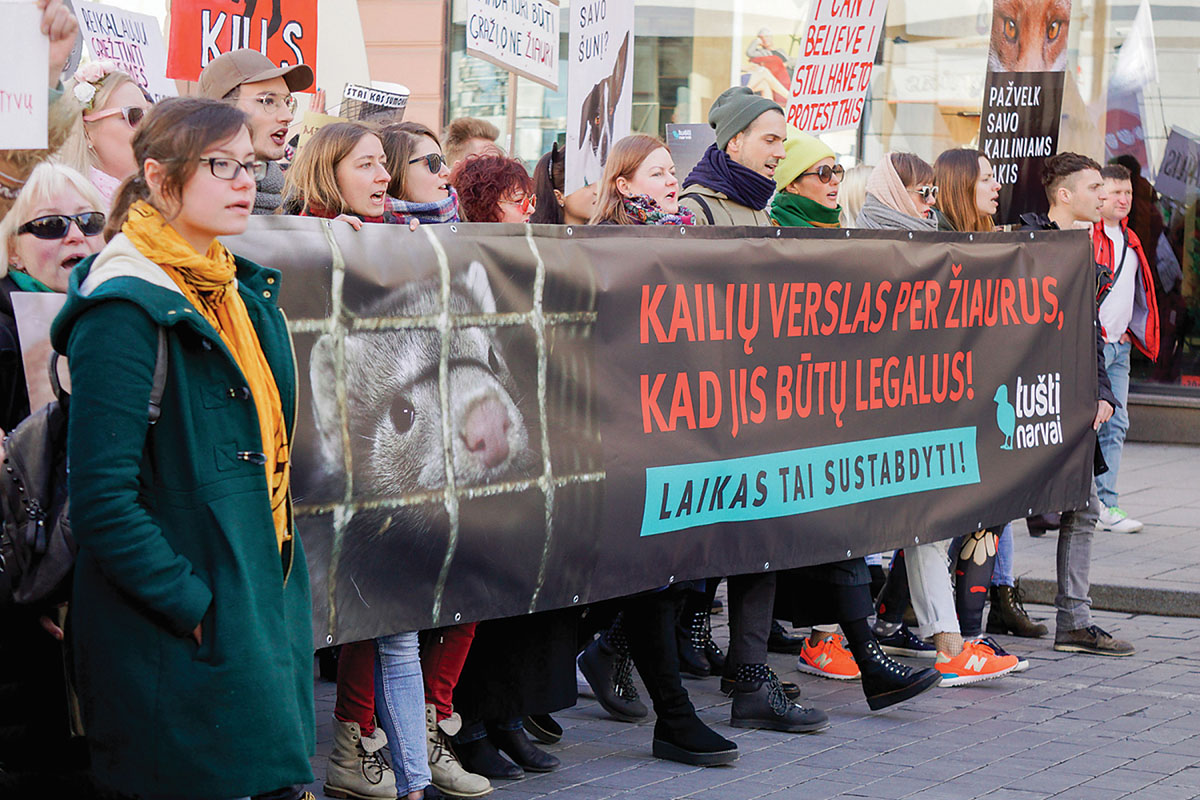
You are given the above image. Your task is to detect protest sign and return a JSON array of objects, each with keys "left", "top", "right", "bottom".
[
  {"left": 1155, "top": 127, "right": 1200, "bottom": 204},
  {"left": 166, "top": 0, "right": 317, "bottom": 84},
  {"left": 340, "top": 82, "right": 408, "bottom": 123},
  {"left": 565, "top": 0, "right": 633, "bottom": 193},
  {"left": 665, "top": 123, "right": 715, "bottom": 185},
  {"left": 296, "top": 110, "right": 342, "bottom": 149},
  {"left": 73, "top": 1, "right": 176, "bottom": 101},
  {"left": 0, "top": 1, "right": 49, "bottom": 150},
  {"left": 12, "top": 293, "right": 68, "bottom": 413},
  {"left": 466, "top": 0, "right": 559, "bottom": 91},
  {"left": 977, "top": 0, "right": 1072, "bottom": 225},
  {"left": 785, "top": 0, "right": 888, "bottom": 134},
  {"left": 224, "top": 219, "right": 1097, "bottom": 646},
  {"left": 1105, "top": 90, "right": 1150, "bottom": 174}
]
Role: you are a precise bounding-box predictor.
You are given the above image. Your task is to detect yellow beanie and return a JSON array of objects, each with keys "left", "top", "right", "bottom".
[{"left": 774, "top": 126, "right": 836, "bottom": 191}]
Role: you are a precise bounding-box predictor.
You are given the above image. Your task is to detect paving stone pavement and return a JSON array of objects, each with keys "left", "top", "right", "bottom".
[{"left": 308, "top": 604, "right": 1200, "bottom": 800}]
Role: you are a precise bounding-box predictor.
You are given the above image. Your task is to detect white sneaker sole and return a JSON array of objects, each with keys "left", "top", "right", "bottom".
[
  {"left": 1099, "top": 521, "right": 1144, "bottom": 533},
  {"left": 879, "top": 644, "right": 938, "bottom": 659},
  {"left": 795, "top": 660, "right": 861, "bottom": 680},
  {"left": 937, "top": 661, "right": 1018, "bottom": 687}
]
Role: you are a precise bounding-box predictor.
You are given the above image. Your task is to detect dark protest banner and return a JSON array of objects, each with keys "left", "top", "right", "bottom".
[
  {"left": 166, "top": 0, "right": 317, "bottom": 83},
  {"left": 978, "top": 0, "right": 1071, "bottom": 225},
  {"left": 223, "top": 220, "right": 1097, "bottom": 647}
]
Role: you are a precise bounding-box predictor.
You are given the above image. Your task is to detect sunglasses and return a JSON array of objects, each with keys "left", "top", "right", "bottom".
[
  {"left": 914, "top": 184, "right": 939, "bottom": 202},
  {"left": 82, "top": 105, "right": 146, "bottom": 128},
  {"left": 17, "top": 212, "right": 106, "bottom": 239},
  {"left": 198, "top": 157, "right": 269, "bottom": 182},
  {"left": 798, "top": 164, "right": 845, "bottom": 183},
  {"left": 500, "top": 193, "right": 537, "bottom": 216},
  {"left": 408, "top": 152, "right": 446, "bottom": 174}
]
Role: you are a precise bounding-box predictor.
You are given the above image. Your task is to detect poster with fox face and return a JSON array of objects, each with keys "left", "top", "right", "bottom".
[{"left": 565, "top": 0, "right": 634, "bottom": 194}]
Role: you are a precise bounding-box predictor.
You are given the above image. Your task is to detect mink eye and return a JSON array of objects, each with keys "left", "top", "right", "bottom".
[
  {"left": 487, "top": 345, "right": 501, "bottom": 374},
  {"left": 1047, "top": 20, "right": 1061, "bottom": 40},
  {"left": 390, "top": 396, "right": 416, "bottom": 433},
  {"left": 1003, "top": 17, "right": 1018, "bottom": 40}
]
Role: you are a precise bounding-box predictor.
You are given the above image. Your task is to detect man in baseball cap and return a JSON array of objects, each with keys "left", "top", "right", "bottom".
[{"left": 200, "top": 49, "right": 313, "bottom": 214}]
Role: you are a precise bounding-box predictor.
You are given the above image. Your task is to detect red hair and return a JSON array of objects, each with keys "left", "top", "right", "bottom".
[{"left": 450, "top": 154, "right": 533, "bottom": 222}]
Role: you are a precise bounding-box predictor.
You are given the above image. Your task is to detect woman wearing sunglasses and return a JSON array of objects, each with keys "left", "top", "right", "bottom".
[
  {"left": 49, "top": 97, "right": 316, "bottom": 800},
  {"left": 60, "top": 61, "right": 152, "bottom": 208},
  {"left": 855, "top": 152, "right": 938, "bottom": 232},
  {"left": 380, "top": 122, "right": 459, "bottom": 226},
  {"left": 769, "top": 126, "right": 844, "bottom": 228},
  {"left": 451, "top": 154, "right": 536, "bottom": 223}
]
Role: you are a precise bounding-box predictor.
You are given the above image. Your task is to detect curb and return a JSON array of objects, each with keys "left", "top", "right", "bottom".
[{"left": 1020, "top": 578, "right": 1200, "bottom": 618}]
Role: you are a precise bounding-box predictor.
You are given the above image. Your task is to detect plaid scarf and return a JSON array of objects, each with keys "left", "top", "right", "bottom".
[
  {"left": 621, "top": 194, "right": 695, "bottom": 226},
  {"left": 386, "top": 189, "right": 460, "bottom": 225}
]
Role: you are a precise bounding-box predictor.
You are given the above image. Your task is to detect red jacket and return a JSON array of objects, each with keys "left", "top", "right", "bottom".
[{"left": 1091, "top": 219, "right": 1159, "bottom": 361}]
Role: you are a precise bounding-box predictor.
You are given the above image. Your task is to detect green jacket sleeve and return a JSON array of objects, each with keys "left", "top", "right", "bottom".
[{"left": 65, "top": 300, "right": 212, "bottom": 637}]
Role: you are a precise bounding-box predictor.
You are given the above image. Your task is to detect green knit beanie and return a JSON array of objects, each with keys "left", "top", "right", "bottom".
[{"left": 708, "top": 87, "right": 783, "bottom": 150}]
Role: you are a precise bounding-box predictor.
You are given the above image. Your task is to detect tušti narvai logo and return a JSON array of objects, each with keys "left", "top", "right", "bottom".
[{"left": 992, "top": 373, "right": 1062, "bottom": 451}]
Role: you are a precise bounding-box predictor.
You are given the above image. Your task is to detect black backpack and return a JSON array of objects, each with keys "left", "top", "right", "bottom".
[{"left": 0, "top": 330, "right": 167, "bottom": 606}]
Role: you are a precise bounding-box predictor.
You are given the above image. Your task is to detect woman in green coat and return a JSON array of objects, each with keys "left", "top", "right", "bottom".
[{"left": 50, "top": 97, "right": 315, "bottom": 800}]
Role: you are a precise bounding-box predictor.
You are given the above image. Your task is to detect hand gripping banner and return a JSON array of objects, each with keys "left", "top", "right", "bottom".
[{"left": 223, "top": 219, "right": 1097, "bottom": 646}]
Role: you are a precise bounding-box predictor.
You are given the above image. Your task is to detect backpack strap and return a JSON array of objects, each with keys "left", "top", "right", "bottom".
[
  {"left": 680, "top": 192, "right": 715, "bottom": 225},
  {"left": 147, "top": 326, "right": 168, "bottom": 425}
]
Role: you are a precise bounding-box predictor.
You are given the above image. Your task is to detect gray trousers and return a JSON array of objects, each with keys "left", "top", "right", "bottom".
[
  {"left": 1056, "top": 482, "right": 1099, "bottom": 632},
  {"left": 725, "top": 571, "right": 775, "bottom": 670}
]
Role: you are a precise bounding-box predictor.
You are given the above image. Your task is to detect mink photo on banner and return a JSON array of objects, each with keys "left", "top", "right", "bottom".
[
  {"left": 224, "top": 218, "right": 1099, "bottom": 647},
  {"left": 978, "top": 0, "right": 1071, "bottom": 224}
]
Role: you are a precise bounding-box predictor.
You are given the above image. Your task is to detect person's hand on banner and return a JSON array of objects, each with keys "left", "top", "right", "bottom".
[
  {"left": 38, "top": 0, "right": 78, "bottom": 87},
  {"left": 1093, "top": 400, "right": 1114, "bottom": 430},
  {"left": 333, "top": 214, "right": 364, "bottom": 230}
]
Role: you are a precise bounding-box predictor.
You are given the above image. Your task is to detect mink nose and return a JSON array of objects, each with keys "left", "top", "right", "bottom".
[{"left": 462, "top": 396, "right": 512, "bottom": 468}]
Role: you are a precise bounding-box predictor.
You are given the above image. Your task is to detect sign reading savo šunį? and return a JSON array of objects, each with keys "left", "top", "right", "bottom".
[
  {"left": 565, "top": 0, "right": 633, "bottom": 193},
  {"left": 74, "top": 1, "right": 176, "bottom": 101},
  {"left": 166, "top": 0, "right": 316, "bottom": 84},
  {"left": 223, "top": 220, "right": 1098, "bottom": 645},
  {"left": 466, "top": 0, "right": 560, "bottom": 91},
  {"left": 785, "top": 0, "right": 888, "bottom": 134}
]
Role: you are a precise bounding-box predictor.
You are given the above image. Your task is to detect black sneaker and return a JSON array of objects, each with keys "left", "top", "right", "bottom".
[
  {"left": 876, "top": 625, "right": 937, "bottom": 659},
  {"left": 1053, "top": 625, "right": 1135, "bottom": 657}
]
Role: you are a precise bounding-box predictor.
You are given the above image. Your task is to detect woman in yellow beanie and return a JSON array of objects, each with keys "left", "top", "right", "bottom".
[{"left": 769, "top": 126, "right": 843, "bottom": 228}]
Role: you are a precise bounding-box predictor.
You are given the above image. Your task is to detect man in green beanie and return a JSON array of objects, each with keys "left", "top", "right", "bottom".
[{"left": 679, "top": 86, "right": 787, "bottom": 225}]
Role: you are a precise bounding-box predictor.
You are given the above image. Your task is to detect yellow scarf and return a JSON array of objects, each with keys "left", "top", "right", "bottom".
[{"left": 122, "top": 201, "right": 291, "bottom": 552}]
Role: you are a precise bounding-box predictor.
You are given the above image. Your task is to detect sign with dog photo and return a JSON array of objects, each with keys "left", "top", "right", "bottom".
[
  {"left": 977, "top": 0, "right": 1072, "bottom": 225},
  {"left": 565, "top": 0, "right": 633, "bottom": 194},
  {"left": 224, "top": 218, "right": 1097, "bottom": 646}
]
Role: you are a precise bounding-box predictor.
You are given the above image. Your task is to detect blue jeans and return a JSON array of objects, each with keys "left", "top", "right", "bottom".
[
  {"left": 1095, "top": 341, "right": 1131, "bottom": 508},
  {"left": 991, "top": 523, "right": 1014, "bottom": 586},
  {"left": 375, "top": 632, "right": 432, "bottom": 796}
]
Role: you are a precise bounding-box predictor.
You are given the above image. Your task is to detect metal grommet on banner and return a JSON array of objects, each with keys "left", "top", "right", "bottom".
[
  {"left": 977, "top": 522, "right": 983, "bottom": 529},
  {"left": 669, "top": 575, "right": 675, "bottom": 583},
  {"left": 763, "top": 562, "right": 770, "bottom": 570},
  {"left": 1028, "top": 508, "right": 1033, "bottom": 515},
  {"left": 845, "top": 230, "right": 851, "bottom": 237},
  {"left": 1029, "top": 232, "right": 1035, "bottom": 239},
  {"left": 907, "top": 232, "right": 913, "bottom": 239},
  {"left": 566, "top": 226, "right": 574, "bottom": 235},
  {"left": 969, "top": 234, "right": 974, "bottom": 241},
  {"left": 326, "top": 635, "right": 333, "bottom": 644},
  {"left": 846, "top": 550, "right": 852, "bottom": 557},
  {"left": 775, "top": 229, "right": 781, "bottom": 237},
  {"left": 450, "top": 225, "right": 458, "bottom": 233},
  {"left": 454, "top": 612, "right": 461, "bottom": 622},
  {"left": 572, "top": 595, "right": 580, "bottom": 603},
  {"left": 914, "top": 536, "right": 920, "bottom": 543}
]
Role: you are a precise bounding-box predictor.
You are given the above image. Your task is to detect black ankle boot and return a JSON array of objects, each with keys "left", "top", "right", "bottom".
[
  {"left": 578, "top": 637, "right": 648, "bottom": 722},
  {"left": 858, "top": 640, "right": 942, "bottom": 711},
  {"left": 652, "top": 714, "right": 738, "bottom": 766},
  {"left": 676, "top": 610, "right": 711, "bottom": 678},
  {"left": 729, "top": 669, "right": 828, "bottom": 732},
  {"left": 986, "top": 582, "right": 1048, "bottom": 638},
  {"left": 489, "top": 726, "right": 560, "bottom": 773},
  {"left": 455, "top": 736, "right": 523, "bottom": 779}
]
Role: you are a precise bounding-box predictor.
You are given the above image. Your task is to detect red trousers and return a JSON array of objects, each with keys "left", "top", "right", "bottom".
[
  {"left": 334, "top": 640, "right": 376, "bottom": 736},
  {"left": 422, "top": 623, "right": 476, "bottom": 721}
]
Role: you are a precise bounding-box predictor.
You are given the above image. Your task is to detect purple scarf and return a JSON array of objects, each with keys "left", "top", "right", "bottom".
[{"left": 682, "top": 144, "right": 776, "bottom": 212}]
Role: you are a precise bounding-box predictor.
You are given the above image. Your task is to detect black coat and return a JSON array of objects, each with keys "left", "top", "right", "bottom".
[{"left": 0, "top": 275, "right": 32, "bottom": 432}]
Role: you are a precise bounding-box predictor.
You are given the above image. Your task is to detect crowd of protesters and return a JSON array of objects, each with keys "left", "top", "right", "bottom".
[{"left": 0, "top": 3, "right": 1183, "bottom": 798}]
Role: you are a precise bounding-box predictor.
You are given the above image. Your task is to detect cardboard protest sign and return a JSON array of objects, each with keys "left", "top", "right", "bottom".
[
  {"left": 12, "top": 292, "right": 68, "bottom": 412},
  {"left": 74, "top": 1, "right": 176, "bottom": 101},
  {"left": 565, "top": 0, "right": 633, "bottom": 194},
  {"left": 665, "top": 123, "right": 715, "bottom": 185},
  {"left": 785, "top": 0, "right": 888, "bottom": 133},
  {"left": 166, "top": 0, "right": 317, "bottom": 84},
  {"left": 1155, "top": 128, "right": 1200, "bottom": 204},
  {"left": 296, "top": 110, "right": 342, "bottom": 149},
  {"left": 466, "top": 0, "right": 559, "bottom": 91},
  {"left": 0, "top": 1, "right": 50, "bottom": 150},
  {"left": 977, "top": 0, "right": 1072, "bottom": 225},
  {"left": 224, "top": 218, "right": 1097, "bottom": 645}
]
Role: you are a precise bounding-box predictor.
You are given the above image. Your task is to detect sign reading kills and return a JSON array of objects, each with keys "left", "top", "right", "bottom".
[
  {"left": 466, "top": 0, "right": 560, "bottom": 91},
  {"left": 74, "top": 1, "right": 176, "bottom": 101},
  {"left": 166, "top": 0, "right": 317, "bottom": 84},
  {"left": 1155, "top": 127, "right": 1200, "bottom": 204},
  {"left": 566, "top": 0, "right": 633, "bottom": 193},
  {"left": 786, "top": 0, "right": 888, "bottom": 133}
]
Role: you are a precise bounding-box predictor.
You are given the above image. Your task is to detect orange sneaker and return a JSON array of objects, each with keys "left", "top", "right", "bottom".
[
  {"left": 796, "top": 636, "right": 861, "bottom": 680},
  {"left": 935, "top": 640, "right": 1019, "bottom": 686}
]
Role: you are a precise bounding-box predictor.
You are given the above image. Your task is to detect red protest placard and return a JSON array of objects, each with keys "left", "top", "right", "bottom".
[{"left": 166, "top": 0, "right": 317, "bottom": 85}]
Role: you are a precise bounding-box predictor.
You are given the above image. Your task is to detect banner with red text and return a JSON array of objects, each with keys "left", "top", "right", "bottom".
[
  {"left": 224, "top": 220, "right": 1096, "bottom": 646},
  {"left": 785, "top": 0, "right": 888, "bottom": 133},
  {"left": 166, "top": 0, "right": 317, "bottom": 84}
]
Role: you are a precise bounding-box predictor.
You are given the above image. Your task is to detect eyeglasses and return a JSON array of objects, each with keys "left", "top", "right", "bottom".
[
  {"left": 198, "top": 157, "right": 268, "bottom": 181},
  {"left": 914, "top": 184, "right": 939, "bottom": 202},
  {"left": 82, "top": 105, "right": 146, "bottom": 128},
  {"left": 408, "top": 153, "right": 446, "bottom": 174},
  {"left": 798, "top": 164, "right": 845, "bottom": 183},
  {"left": 500, "top": 192, "right": 536, "bottom": 216},
  {"left": 17, "top": 212, "right": 106, "bottom": 239},
  {"left": 252, "top": 93, "right": 297, "bottom": 114}
]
